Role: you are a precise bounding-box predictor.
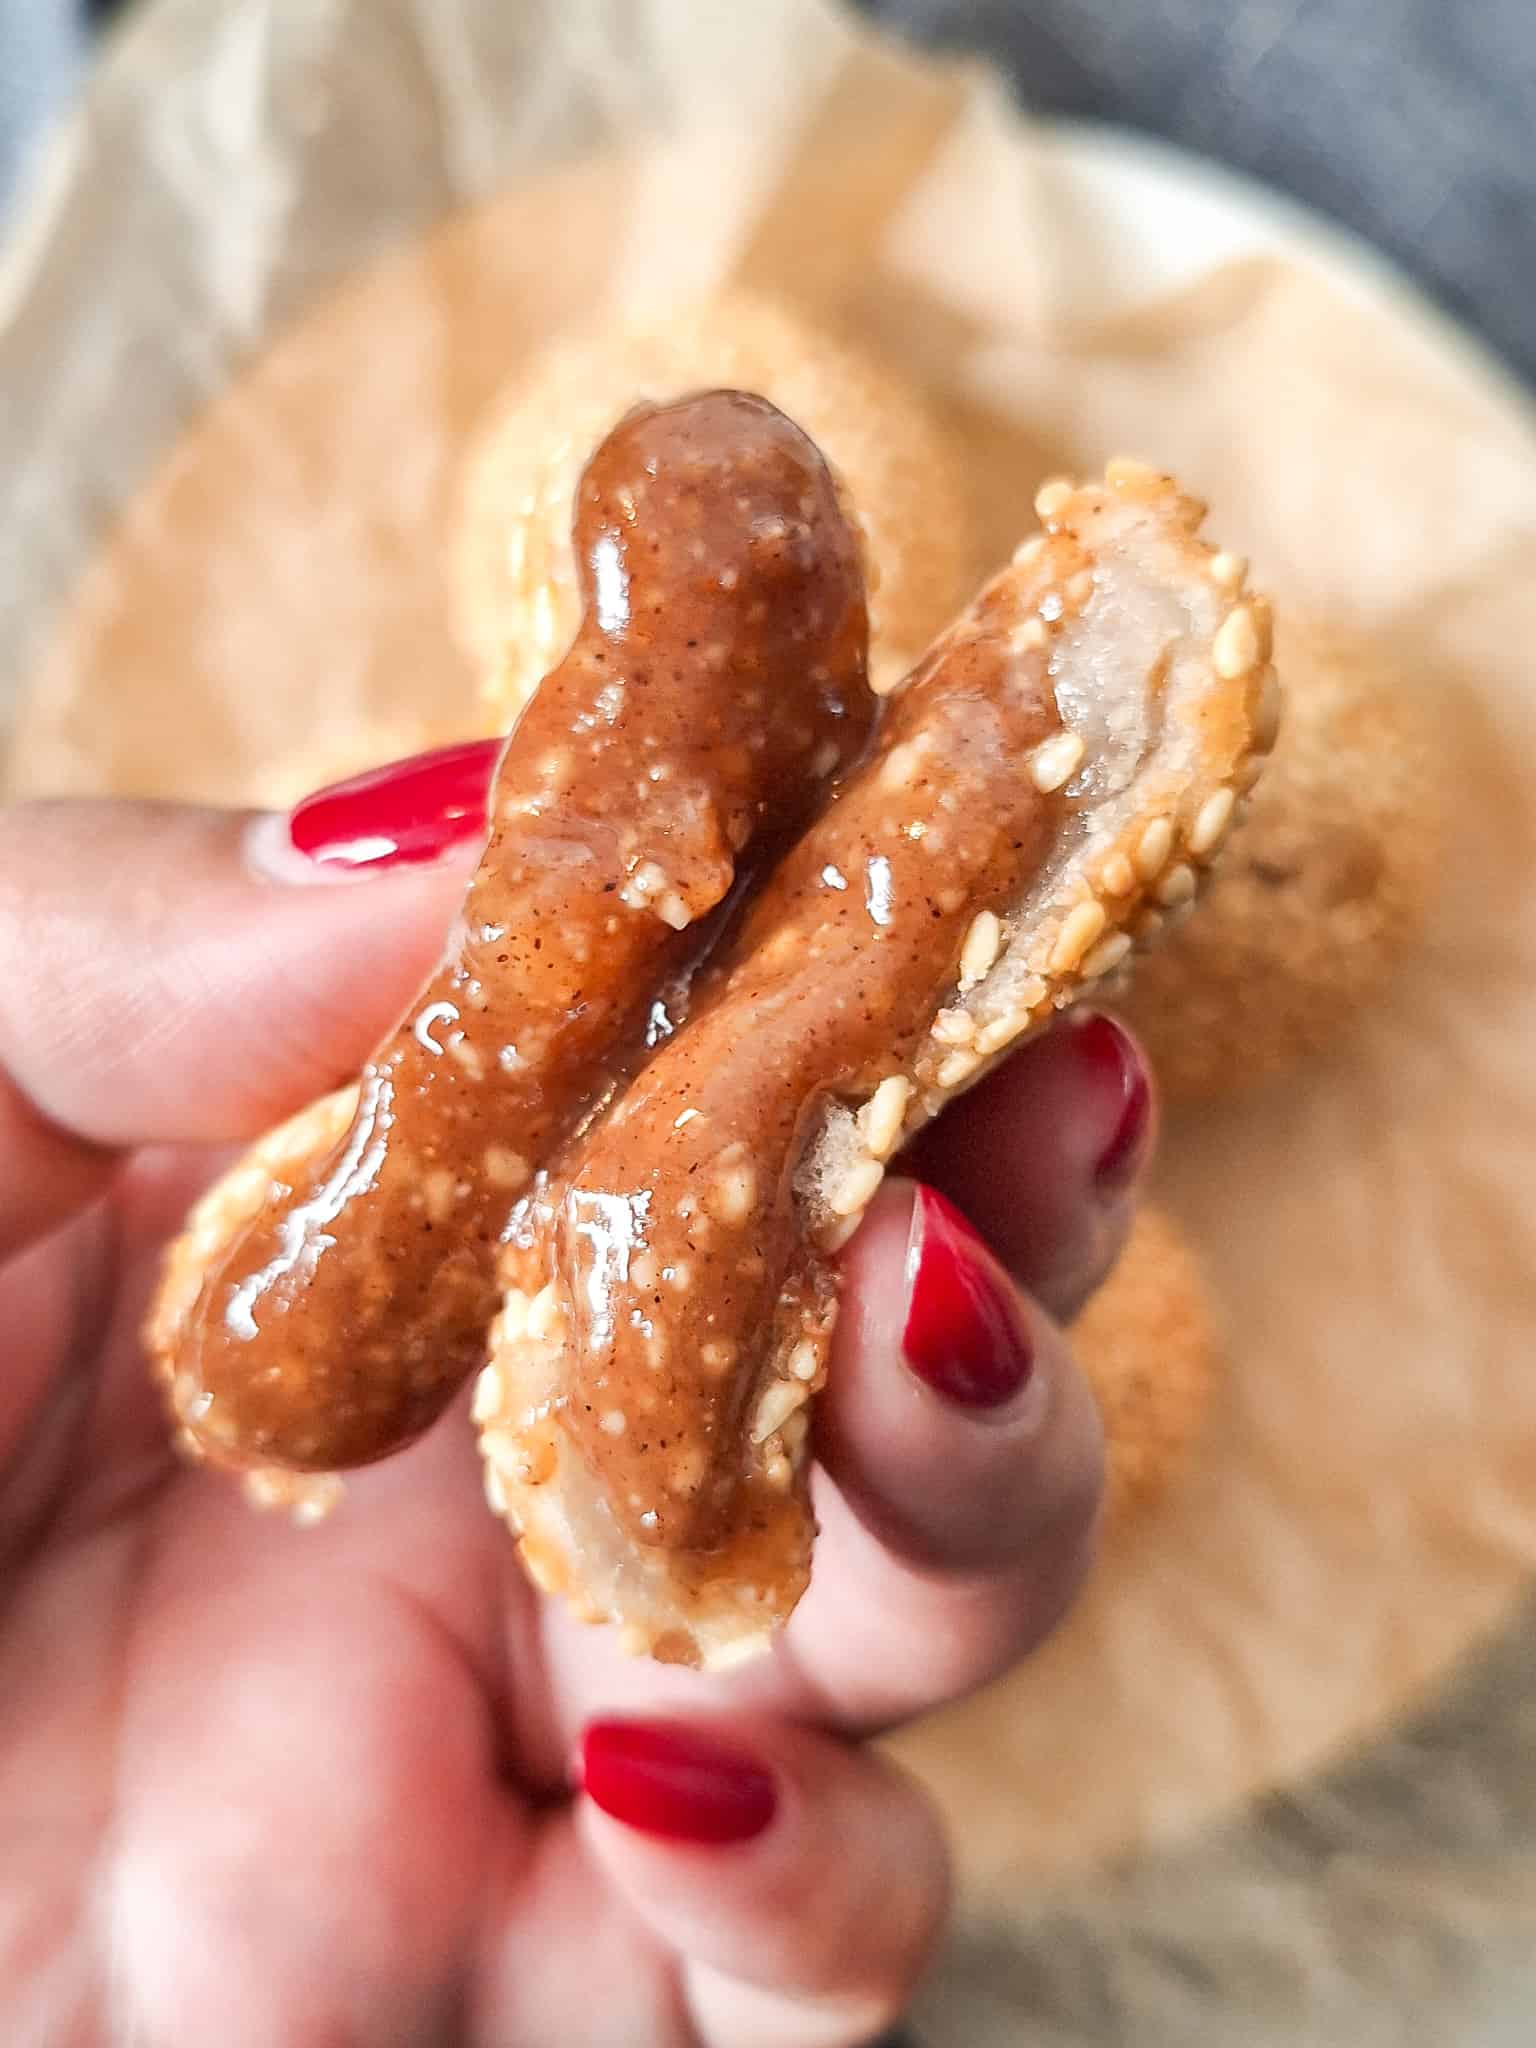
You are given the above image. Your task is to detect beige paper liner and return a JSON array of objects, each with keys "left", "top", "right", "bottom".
[{"left": 5, "top": 0, "right": 1536, "bottom": 1929}]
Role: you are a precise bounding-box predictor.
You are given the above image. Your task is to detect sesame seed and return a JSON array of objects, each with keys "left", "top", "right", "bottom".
[
  {"left": 709, "top": 1161, "right": 758, "bottom": 1223},
  {"left": 1134, "top": 816, "right": 1174, "bottom": 880},
  {"left": 880, "top": 741, "right": 922, "bottom": 790},
  {"left": 482, "top": 1462, "right": 508, "bottom": 1515},
  {"left": 1105, "top": 456, "right": 1161, "bottom": 489},
  {"left": 1236, "top": 754, "right": 1266, "bottom": 794},
  {"left": 630, "top": 1252, "right": 657, "bottom": 1291},
  {"left": 472, "top": 1363, "right": 504, "bottom": 1424},
  {"left": 782, "top": 1411, "right": 810, "bottom": 1456},
  {"left": 1132, "top": 907, "right": 1165, "bottom": 942},
  {"left": 975, "top": 1012, "right": 1023, "bottom": 1055},
  {"left": 959, "top": 909, "right": 1003, "bottom": 989},
  {"left": 1031, "top": 730, "right": 1086, "bottom": 792},
  {"left": 1033, "top": 477, "right": 1074, "bottom": 521},
  {"left": 522, "top": 1548, "right": 562, "bottom": 1596},
  {"left": 764, "top": 1454, "right": 794, "bottom": 1491},
  {"left": 1101, "top": 852, "right": 1136, "bottom": 896},
  {"left": 701, "top": 1340, "right": 737, "bottom": 1374},
  {"left": 619, "top": 1624, "right": 652, "bottom": 1657},
  {"left": 1156, "top": 862, "right": 1197, "bottom": 907},
  {"left": 1050, "top": 900, "right": 1108, "bottom": 973},
  {"left": 821, "top": 1211, "right": 862, "bottom": 1251},
  {"left": 1009, "top": 617, "right": 1047, "bottom": 654},
  {"left": 1012, "top": 534, "right": 1047, "bottom": 567},
  {"left": 656, "top": 892, "right": 692, "bottom": 930},
  {"left": 1189, "top": 787, "right": 1237, "bottom": 858},
  {"left": 1213, "top": 604, "right": 1260, "bottom": 679},
  {"left": 932, "top": 1007, "right": 976, "bottom": 1046},
  {"left": 498, "top": 1289, "right": 530, "bottom": 1343},
  {"left": 788, "top": 1339, "right": 821, "bottom": 1382},
  {"left": 812, "top": 740, "right": 840, "bottom": 777},
  {"left": 526, "top": 1282, "right": 560, "bottom": 1340},
  {"left": 423, "top": 1168, "right": 457, "bottom": 1224},
  {"left": 484, "top": 1146, "right": 530, "bottom": 1191},
  {"left": 860, "top": 1075, "right": 912, "bottom": 1160},
  {"left": 512, "top": 1435, "right": 556, "bottom": 1485},
  {"left": 1209, "top": 551, "right": 1248, "bottom": 590},
  {"left": 600, "top": 1409, "right": 627, "bottom": 1436},
  {"left": 752, "top": 1378, "right": 809, "bottom": 1443},
  {"left": 664, "top": 1261, "right": 692, "bottom": 1292},
  {"left": 937, "top": 1048, "right": 983, "bottom": 1089},
  {"left": 829, "top": 1157, "right": 885, "bottom": 1217},
  {"left": 1080, "top": 931, "right": 1133, "bottom": 979},
  {"left": 1066, "top": 569, "right": 1094, "bottom": 606}
]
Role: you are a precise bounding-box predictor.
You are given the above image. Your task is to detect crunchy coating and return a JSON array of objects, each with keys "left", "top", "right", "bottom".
[
  {"left": 1073, "top": 1204, "right": 1221, "bottom": 1528},
  {"left": 477, "top": 460, "right": 1281, "bottom": 1667},
  {"left": 450, "top": 291, "right": 979, "bottom": 702},
  {"left": 1115, "top": 616, "right": 1441, "bottom": 1097}
]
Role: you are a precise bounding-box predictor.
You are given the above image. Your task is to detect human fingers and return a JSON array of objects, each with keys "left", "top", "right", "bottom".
[{"left": 0, "top": 740, "right": 496, "bottom": 1256}]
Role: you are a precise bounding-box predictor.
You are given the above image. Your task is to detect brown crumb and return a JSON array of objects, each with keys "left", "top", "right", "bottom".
[{"left": 1072, "top": 1205, "right": 1222, "bottom": 1527}]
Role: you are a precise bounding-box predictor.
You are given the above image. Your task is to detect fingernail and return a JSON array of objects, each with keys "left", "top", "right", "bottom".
[
  {"left": 903, "top": 1185, "right": 1035, "bottom": 1408},
  {"left": 267, "top": 737, "right": 502, "bottom": 876},
  {"left": 579, "top": 1719, "right": 777, "bottom": 1846},
  {"left": 1068, "top": 1012, "right": 1153, "bottom": 1195}
]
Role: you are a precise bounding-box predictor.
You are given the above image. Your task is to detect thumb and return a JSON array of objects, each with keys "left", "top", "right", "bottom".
[{"left": 0, "top": 741, "right": 497, "bottom": 1255}]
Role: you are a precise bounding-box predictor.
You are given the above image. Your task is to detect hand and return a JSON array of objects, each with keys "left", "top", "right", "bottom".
[{"left": 0, "top": 746, "right": 1153, "bottom": 2047}]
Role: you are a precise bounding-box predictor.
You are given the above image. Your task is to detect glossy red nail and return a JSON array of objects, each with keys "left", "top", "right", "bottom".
[
  {"left": 903, "top": 1185, "right": 1034, "bottom": 1408},
  {"left": 286, "top": 737, "right": 501, "bottom": 870},
  {"left": 1070, "top": 1011, "right": 1152, "bottom": 1194},
  {"left": 579, "top": 1719, "right": 777, "bottom": 1846}
]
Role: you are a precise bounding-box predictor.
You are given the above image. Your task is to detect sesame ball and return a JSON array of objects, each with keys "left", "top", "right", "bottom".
[
  {"left": 449, "top": 291, "right": 980, "bottom": 714},
  {"left": 1115, "top": 616, "right": 1443, "bottom": 1098},
  {"left": 1073, "top": 1204, "right": 1222, "bottom": 1527}
]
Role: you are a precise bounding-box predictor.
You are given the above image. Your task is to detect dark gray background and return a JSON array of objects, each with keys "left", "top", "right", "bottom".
[
  {"left": 863, "top": 1, "right": 1536, "bottom": 389},
  {"left": 5, "top": 2, "right": 1533, "bottom": 385}
]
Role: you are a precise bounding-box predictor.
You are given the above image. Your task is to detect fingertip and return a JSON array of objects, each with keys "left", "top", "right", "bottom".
[
  {"left": 819, "top": 1176, "right": 1104, "bottom": 1579},
  {"left": 904, "top": 1007, "right": 1155, "bottom": 1319}
]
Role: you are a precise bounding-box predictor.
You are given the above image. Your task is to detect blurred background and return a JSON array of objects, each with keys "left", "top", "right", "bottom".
[
  {"left": 4, "top": 0, "right": 1533, "bottom": 383},
  {"left": 4, "top": 8, "right": 1534, "bottom": 2048}
]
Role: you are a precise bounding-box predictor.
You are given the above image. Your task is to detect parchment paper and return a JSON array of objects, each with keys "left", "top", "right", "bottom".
[{"left": 5, "top": 0, "right": 1536, "bottom": 2003}]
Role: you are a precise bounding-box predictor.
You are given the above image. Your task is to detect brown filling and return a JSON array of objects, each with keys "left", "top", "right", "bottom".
[
  {"left": 172, "top": 391, "right": 872, "bottom": 1470},
  {"left": 506, "top": 576, "right": 1066, "bottom": 1551}
]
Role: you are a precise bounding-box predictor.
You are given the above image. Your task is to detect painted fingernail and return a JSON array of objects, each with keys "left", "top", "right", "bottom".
[
  {"left": 579, "top": 1719, "right": 778, "bottom": 1846},
  {"left": 277, "top": 737, "right": 501, "bottom": 873},
  {"left": 1070, "top": 1011, "right": 1152, "bottom": 1195},
  {"left": 903, "top": 1185, "right": 1035, "bottom": 1408}
]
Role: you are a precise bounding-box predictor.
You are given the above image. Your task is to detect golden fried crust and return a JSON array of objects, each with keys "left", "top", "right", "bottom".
[
  {"left": 1115, "top": 616, "right": 1442, "bottom": 1098},
  {"left": 449, "top": 291, "right": 980, "bottom": 703},
  {"left": 1073, "top": 1204, "right": 1222, "bottom": 1527}
]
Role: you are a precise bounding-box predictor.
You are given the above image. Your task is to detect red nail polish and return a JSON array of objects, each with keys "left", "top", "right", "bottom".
[
  {"left": 1070, "top": 1011, "right": 1152, "bottom": 1194},
  {"left": 287, "top": 737, "right": 502, "bottom": 870},
  {"left": 579, "top": 1719, "right": 777, "bottom": 1846},
  {"left": 903, "top": 1186, "right": 1035, "bottom": 1408}
]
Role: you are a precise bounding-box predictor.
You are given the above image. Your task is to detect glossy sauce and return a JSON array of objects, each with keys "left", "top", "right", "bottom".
[
  {"left": 506, "top": 578, "right": 1067, "bottom": 1550},
  {"left": 172, "top": 392, "right": 872, "bottom": 1469}
]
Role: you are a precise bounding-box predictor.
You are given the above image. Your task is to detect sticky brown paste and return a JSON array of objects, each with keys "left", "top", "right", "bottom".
[
  {"left": 504, "top": 583, "right": 1066, "bottom": 1553},
  {"left": 170, "top": 391, "right": 872, "bottom": 1471}
]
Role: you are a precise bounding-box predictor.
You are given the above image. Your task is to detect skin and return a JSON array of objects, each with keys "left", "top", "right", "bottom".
[{"left": 0, "top": 796, "right": 1147, "bottom": 2048}]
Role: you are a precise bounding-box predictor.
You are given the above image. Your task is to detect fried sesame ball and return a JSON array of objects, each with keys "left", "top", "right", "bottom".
[
  {"left": 1115, "top": 616, "right": 1443, "bottom": 1099},
  {"left": 449, "top": 291, "right": 980, "bottom": 714},
  {"left": 1072, "top": 1204, "right": 1222, "bottom": 1527}
]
